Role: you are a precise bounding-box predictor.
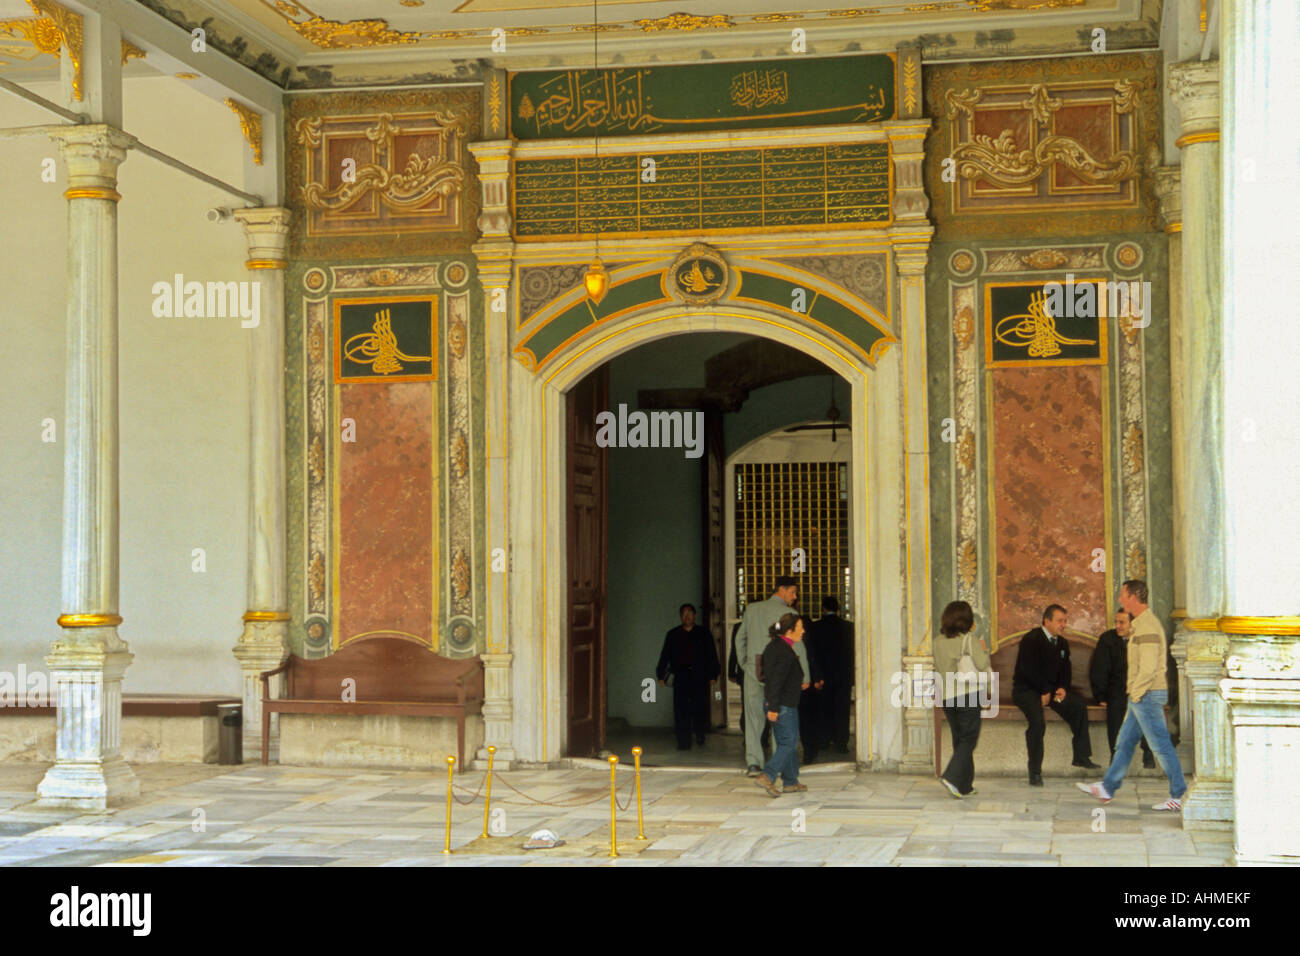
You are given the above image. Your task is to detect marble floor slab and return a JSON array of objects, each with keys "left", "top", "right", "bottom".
[{"left": 0, "top": 762, "right": 1236, "bottom": 867}]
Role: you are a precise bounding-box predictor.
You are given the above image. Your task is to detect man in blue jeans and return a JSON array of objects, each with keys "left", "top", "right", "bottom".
[{"left": 1078, "top": 579, "right": 1186, "bottom": 811}]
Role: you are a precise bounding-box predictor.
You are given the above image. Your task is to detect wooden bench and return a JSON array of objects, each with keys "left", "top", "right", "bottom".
[{"left": 259, "top": 636, "right": 484, "bottom": 771}]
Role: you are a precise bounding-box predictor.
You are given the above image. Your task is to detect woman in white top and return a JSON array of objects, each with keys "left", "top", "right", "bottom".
[{"left": 932, "top": 600, "right": 992, "bottom": 798}]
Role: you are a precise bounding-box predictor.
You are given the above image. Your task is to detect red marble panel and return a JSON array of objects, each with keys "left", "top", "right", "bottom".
[
  {"left": 991, "top": 365, "right": 1107, "bottom": 641},
  {"left": 338, "top": 382, "right": 434, "bottom": 644}
]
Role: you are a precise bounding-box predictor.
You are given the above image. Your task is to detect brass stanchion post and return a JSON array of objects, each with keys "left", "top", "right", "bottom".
[
  {"left": 443, "top": 755, "right": 456, "bottom": 855},
  {"left": 632, "top": 746, "right": 646, "bottom": 840},
  {"left": 481, "top": 745, "right": 496, "bottom": 838},
  {"left": 608, "top": 754, "right": 619, "bottom": 858}
]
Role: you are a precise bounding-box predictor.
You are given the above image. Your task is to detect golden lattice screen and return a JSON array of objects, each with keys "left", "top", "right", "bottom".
[{"left": 735, "top": 461, "right": 851, "bottom": 620}]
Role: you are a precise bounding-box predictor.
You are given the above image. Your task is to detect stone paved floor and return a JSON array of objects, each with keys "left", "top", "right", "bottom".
[{"left": 0, "top": 762, "right": 1233, "bottom": 866}]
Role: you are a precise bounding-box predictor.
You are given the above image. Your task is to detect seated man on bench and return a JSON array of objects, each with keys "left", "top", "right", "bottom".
[{"left": 1012, "top": 604, "right": 1100, "bottom": 786}]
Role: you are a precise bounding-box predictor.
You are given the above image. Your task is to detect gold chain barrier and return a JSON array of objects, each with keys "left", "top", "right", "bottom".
[{"left": 439, "top": 748, "right": 648, "bottom": 855}]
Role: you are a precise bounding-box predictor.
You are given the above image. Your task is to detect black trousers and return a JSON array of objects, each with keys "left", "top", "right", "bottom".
[
  {"left": 672, "top": 675, "right": 710, "bottom": 747},
  {"left": 1012, "top": 688, "right": 1092, "bottom": 774},
  {"left": 1104, "top": 694, "right": 1152, "bottom": 758},
  {"left": 827, "top": 678, "right": 852, "bottom": 748},
  {"left": 799, "top": 687, "right": 827, "bottom": 760},
  {"left": 941, "top": 699, "right": 982, "bottom": 795}
]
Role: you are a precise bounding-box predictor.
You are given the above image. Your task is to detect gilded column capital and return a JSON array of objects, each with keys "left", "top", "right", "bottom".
[
  {"left": 1154, "top": 165, "right": 1182, "bottom": 232},
  {"left": 48, "top": 124, "right": 136, "bottom": 195},
  {"left": 1168, "top": 59, "right": 1220, "bottom": 136},
  {"left": 469, "top": 138, "right": 516, "bottom": 238},
  {"left": 232, "top": 206, "right": 290, "bottom": 264}
]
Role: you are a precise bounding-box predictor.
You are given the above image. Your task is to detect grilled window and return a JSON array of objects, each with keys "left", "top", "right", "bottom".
[{"left": 734, "top": 461, "right": 851, "bottom": 619}]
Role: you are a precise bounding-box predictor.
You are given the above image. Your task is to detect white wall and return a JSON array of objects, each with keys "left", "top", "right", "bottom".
[{"left": 0, "top": 76, "right": 252, "bottom": 695}]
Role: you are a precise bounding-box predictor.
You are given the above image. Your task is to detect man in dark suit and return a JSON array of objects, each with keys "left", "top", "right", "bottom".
[
  {"left": 1012, "top": 604, "right": 1099, "bottom": 785},
  {"left": 656, "top": 604, "right": 720, "bottom": 749},
  {"left": 809, "top": 595, "right": 854, "bottom": 754},
  {"left": 1090, "top": 607, "right": 1155, "bottom": 768}
]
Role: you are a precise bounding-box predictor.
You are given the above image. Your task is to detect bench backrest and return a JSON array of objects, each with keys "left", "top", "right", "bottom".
[
  {"left": 285, "top": 637, "right": 484, "bottom": 702},
  {"left": 989, "top": 632, "right": 1097, "bottom": 703}
]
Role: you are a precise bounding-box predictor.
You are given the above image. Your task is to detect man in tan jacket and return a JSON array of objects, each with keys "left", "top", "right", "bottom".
[{"left": 1077, "top": 579, "right": 1187, "bottom": 811}]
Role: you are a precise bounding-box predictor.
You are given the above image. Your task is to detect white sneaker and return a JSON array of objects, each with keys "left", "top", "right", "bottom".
[
  {"left": 1076, "top": 781, "right": 1112, "bottom": 802},
  {"left": 1151, "top": 798, "right": 1183, "bottom": 812},
  {"left": 941, "top": 778, "right": 962, "bottom": 799}
]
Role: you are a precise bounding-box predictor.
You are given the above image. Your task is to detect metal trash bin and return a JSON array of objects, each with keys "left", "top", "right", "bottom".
[{"left": 217, "top": 703, "right": 242, "bottom": 765}]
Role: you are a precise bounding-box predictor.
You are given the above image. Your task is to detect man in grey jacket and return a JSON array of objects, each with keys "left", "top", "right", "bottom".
[{"left": 735, "top": 576, "right": 809, "bottom": 775}]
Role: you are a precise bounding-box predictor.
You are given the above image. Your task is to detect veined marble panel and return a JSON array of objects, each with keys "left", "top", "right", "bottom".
[
  {"left": 337, "top": 383, "right": 435, "bottom": 645},
  {"left": 989, "top": 366, "right": 1107, "bottom": 640}
]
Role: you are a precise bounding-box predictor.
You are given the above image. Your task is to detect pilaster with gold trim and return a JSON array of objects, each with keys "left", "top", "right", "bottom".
[
  {"left": 37, "top": 124, "right": 139, "bottom": 809},
  {"left": 885, "top": 118, "right": 936, "bottom": 773},
  {"left": 231, "top": 207, "right": 292, "bottom": 761},
  {"left": 470, "top": 138, "right": 517, "bottom": 766}
]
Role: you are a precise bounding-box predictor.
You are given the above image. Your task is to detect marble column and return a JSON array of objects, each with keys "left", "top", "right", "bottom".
[
  {"left": 1219, "top": 0, "right": 1300, "bottom": 865},
  {"left": 470, "top": 140, "right": 518, "bottom": 766},
  {"left": 885, "top": 119, "right": 936, "bottom": 773},
  {"left": 1167, "top": 59, "right": 1232, "bottom": 829},
  {"left": 37, "top": 125, "right": 139, "bottom": 809},
  {"left": 231, "top": 208, "right": 291, "bottom": 760}
]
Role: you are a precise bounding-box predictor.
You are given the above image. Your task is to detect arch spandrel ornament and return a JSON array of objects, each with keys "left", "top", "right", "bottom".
[{"left": 513, "top": 245, "right": 897, "bottom": 374}]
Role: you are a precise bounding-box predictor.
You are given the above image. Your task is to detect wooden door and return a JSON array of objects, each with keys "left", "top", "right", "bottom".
[
  {"left": 701, "top": 409, "right": 726, "bottom": 728},
  {"left": 566, "top": 367, "right": 608, "bottom": 756}
]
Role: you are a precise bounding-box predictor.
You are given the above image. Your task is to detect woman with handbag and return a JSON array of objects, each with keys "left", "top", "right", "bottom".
[{"left": 932, "top": 600, "right": 992, "bottom": 798}]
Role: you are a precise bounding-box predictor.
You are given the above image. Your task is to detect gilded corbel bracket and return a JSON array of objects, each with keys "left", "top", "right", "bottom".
[
  {"left": 225, "top": 97, "right": 264, "bottom": 166},
  {"left": 26, "top": 0, "right": 81, "bottom": 100}
]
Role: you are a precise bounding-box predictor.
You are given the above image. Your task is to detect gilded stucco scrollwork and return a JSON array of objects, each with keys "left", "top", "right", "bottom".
[
  {"left": 296, "top": 112, "right": 466, "bottom": 213},
  {"left": 926, "top": 54, "right": 1160, "bottom": 238},
  {"left": 268, "top": 1, "right": 420, "bottom": 49},
  {"left": 953, "top": 130, "right": 1136, "bottom": 189},
  {"left": 286, "top": 88, "right": 480, "bottom": 259}
]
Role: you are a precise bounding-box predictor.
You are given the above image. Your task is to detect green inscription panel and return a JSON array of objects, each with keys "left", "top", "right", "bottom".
[
  {"left": 514, "top": 143, "right": 890, "bottom": 239},
  {"left": 510, "top": 54, "right": 895, "bottom": 139}
]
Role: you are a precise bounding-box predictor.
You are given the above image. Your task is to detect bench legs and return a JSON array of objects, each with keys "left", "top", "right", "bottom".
[{"left": 262, "top": 706, "right": 270, "bottom": 765}]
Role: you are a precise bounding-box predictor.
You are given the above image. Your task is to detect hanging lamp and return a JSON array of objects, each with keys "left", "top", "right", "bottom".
[
  {"left": 583, "top": 0, "right": 608, "bottom": 305},
  {"left": 826, "top": 376, "right": 841, "bottom": 442}
]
